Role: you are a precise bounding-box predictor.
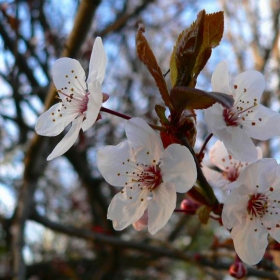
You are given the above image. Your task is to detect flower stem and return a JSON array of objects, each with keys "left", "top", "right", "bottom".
[
  {"left": 100, "top": 106, "right": 165, "bottom": 131},
  {"left": 198, "top": 133, "right": 213, "bottom": 159},
  {"left": 101, "top": 106, "right": 131, "bottom": 120}
]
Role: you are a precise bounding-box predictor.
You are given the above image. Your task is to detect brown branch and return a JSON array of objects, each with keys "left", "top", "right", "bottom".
[
  {"left": 11, "top": 1, "right": 102, "bottom": 279},
  {"left": 30, "top": 211, "right": 279, "bottom": 279}
]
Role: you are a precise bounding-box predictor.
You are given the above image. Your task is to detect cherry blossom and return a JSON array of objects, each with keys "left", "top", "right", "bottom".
[
  {"left": 202, "top": 140, "right": 262, "bottom": 199},
  {"left": 222, "top": 158, "right": 280, "bottom": 265},
  {"left": 97, "top": 118, "right": 197, "bottom": 234},
  {"left": 35, "top": 37, "right": 106, "bottom": 160},
  {"left": 204, "top": 61, "right": 280, "bottom": 162}
]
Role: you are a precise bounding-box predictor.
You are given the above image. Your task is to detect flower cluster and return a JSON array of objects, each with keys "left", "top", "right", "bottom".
[{"left": 35, "top": 35, "right": 280, "bottom": 268}]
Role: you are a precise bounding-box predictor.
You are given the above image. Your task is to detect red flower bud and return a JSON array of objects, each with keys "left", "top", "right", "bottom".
[
  {"left": 180, "top": 199, "right": 200, "bottom": 214},
  {"left": 229, "top": 261, "right": 247, "bottom": 279}
]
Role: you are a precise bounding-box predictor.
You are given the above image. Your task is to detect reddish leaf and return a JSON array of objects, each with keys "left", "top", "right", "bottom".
[
  {"left": 170, "top": 10, "right": 224, "bottom": 88},
  {"left": 192, "top": 12, "right": 224, "bottom": 82},
  {"left": 170, "top": 86, "right": 234, "bottom": 115},
  {"left": 170, "top": 10, "right": 205, "bottom": 87},
  {"left": 136, "top": 24, "right": 172, "bottom": 109},
  {"left": 155, "top": 104, "right": 170, "bottom": 125}
]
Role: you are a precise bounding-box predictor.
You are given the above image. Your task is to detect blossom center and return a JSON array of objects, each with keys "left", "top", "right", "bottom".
[
  {"left": 137, "top": 165, "right": 162, "bottom": 191},
  {"left": 58, "top": 90, "right": 89, "bottom": 114},
  {"left": 118, "top": 157, "right": 163, "bottom": 192},
  {"left": 247, "top": 193, "right": 268, "bottom": 218},
  {"left": 223, "top": 94, "right": 258, "bottom": 127}
]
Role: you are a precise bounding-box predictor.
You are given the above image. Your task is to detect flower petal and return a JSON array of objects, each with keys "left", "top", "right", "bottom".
[
  {"left": 231, "top": 70, "right": 265, "bottom": 103},
  {"left": 35, "top": 103, "right": 78, "bottom": 136},
  {"left": 132, "top": 209, "right": 148, "bottom": 231},
  {"left": 125, "top": 118, "right": 164, "bottom": 164},
  {"left": 148, "top": 182, "right": 176, "bottom": 234},
  {"left": 211, "top": 61, "right": 231, "bottom": 94},
  {"left": 231, "top": 216, "right": 268, "bottom": 265},
  {"left": 235, "top": 158, "right": 278, "bottom": 193},
  {"left": 209, "top": 140, "right": 239, "bottom": 171},
  {"left": 222, "top": 126, "right": 258, "bottom": 162},
  {"left": 202, "top": 166, "right": 229, "bottom": 189},
  {"left": 222, "top": 185, "right": 248, "bottom": 229},
  {"left": 204, "top": 103, "right": 227, "bottom": 136},
  {"left": 82, "top": 82, "right": 102, "bottom": 131},
  {"left": 242, "top": 104, "right": 280, "bottom": 140},
  {"left": 107, "top": 186, "right": 149, "bottom": 231},
  {"left": 47, "top": 115, "right": 83, "bottom": 160},
  {"left": 97, "top": 141, "right": 134, "bottom": 187},
  {"left": 53, "top": 58, "right": 87, "bottom": 98},
  {"left": 87, "top": 37, "right": 107, "bottom": 85},
  {"left": 160, "top": 144, "right": 197, "bottom": 193}
]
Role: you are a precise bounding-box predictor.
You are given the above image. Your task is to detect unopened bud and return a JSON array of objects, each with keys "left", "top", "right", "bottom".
[
  {"left": 229, "top": 261, "right": 247, "bottom": 279},
  {"left": 180, "top": 199, "right": 200, "bottom": 214}
]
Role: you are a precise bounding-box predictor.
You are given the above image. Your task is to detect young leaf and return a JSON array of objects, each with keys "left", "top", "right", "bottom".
[
  {"left": 155, "top": 105, "right": 170, "bottom": 125},
  {"left": 170, "top": 86, "right": 234, "bottom": 115},
  {"left": 197, "top": 205, "right": 211, "bottom": 224},
  {"left": 136, "top": 24, "right": 173, "bottom": 110},
  {"left": 169, "top": 10, "right": 205, "bottom": 87},
  {"left": 191, "top": 12, "right": 224, "bottom": 83},
  {"left": 170, "top": 11, "right": 224, "bottom": 88}
]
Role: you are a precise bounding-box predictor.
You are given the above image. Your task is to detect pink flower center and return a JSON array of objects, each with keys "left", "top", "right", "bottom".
[
  {"left": 223, "top": 99, "right": 258, "bottom": 127},
  {"left": 222, "top": 161, "right": 247, "bottom": 182},
  {"left": 247, "top": 193, "right": 268, "bottom": 218},
  {"left": 58, "top": 90, "right": 89, "bottom": 114},
  {"left": 137, "top": 165, "right": 162, "bottom": 191},
  {"left": 117, "top": 157, "right": 163, "bottom": 192}
]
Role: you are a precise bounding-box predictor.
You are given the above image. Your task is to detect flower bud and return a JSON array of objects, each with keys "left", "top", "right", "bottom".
[
  {"left": 180, "top": 199, "right": 200, "bottom": 214},
  {"left": 229, "top": 261, "right": 247, "bottom": 279}
]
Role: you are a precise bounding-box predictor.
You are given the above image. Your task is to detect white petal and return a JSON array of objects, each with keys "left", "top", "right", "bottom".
[
  {"left": 160, "top": 144, "right": 197, "bottom": 193},
  {"left": 242, "top": 105, "right": 280, "bottom": 140},
  {"left": 107, "top": 186, "right": 149, "bottom": 231},
  {"left": 204, "top": 103, "right": 227, "bottom": 136},
  {"left": 231, "top": 70, "right": 265, "bottom": 103},
  {"left": 211, "top": 61, "right": 231, "bottom": 94},
  {"left": 47, "top": 115, "right": 83, "bottom": 160},
  {"left": 125, "top": 118, "right": 164, "bottom": 164},
  {"left": 231, "top": 216, "right": 268, "bottom": 265},
  {"left": 202, "top": 166, "right": 229, "bottom": 189},
  {"left": 82, "top": 82, "right": 102, "bottom": 131},
  {"left": 35, "top": 103, "right": 78, "bottom": 136},
  {"left": 235, "top": 159, "right": 278, "bottom": 193},
  {"left": 148, "top": 182, "right": 176, "bottom": 234},
  {"left": 132, "top": 209, "right": 148, "bottom": 231},
  {"left": 87, "top": 37, "right": 107, "bottom": 85},
  {"left": 97, "top": 141, "right": 134, "bottom": 187},
  {"left": 53, "top": 58, "right": 86, "bottom": 98},
  {"left": 222, "top": 186, "right": 248, "bottom": 229},
  {"left": 209, "top": 140, "right": 240, "bottom": 171},
  {"left": 222, "top": 126, "right": 258, "bottom": 162}
]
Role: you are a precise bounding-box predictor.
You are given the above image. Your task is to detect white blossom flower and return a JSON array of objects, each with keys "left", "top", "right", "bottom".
[
  {"left": 222, "top": 158, "right": 280, "bottom": 265},
  {"left": 35, "top": 37, "right": 106, "bottom": 160},
  {"left": 203, "top": 140, "right": 262, "bottom": 191},
  {"left": 204, "top": 61, "right": 280, "bottom": 162},
  {"left": 97, "top": 118, "right": 197, "bottom": 234}
]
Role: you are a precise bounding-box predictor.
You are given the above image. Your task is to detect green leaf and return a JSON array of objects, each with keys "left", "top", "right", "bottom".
[
  {"left": 155, "top": 105, "right": 170, "bottom": 125},
  {"left": 197, "top": 205, "right": 211, "bottom": 224},
  {"left": 170, "top": 86, "right": 234, "bottom": 115},
  {"left": 136, "top": 24, "right": 173, "bottom": 110}
]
